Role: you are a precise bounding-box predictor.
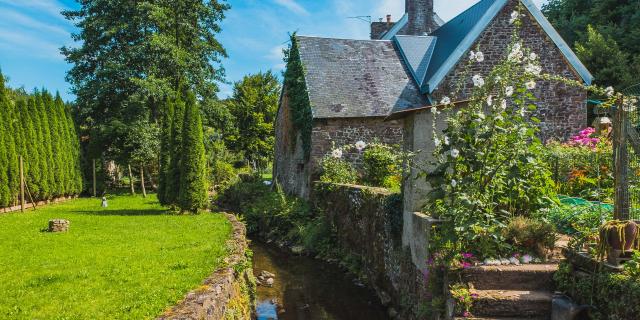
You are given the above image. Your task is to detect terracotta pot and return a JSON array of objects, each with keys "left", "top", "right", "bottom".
[{"left": 604, "top": 221, "right": 638, "bottom": 251}]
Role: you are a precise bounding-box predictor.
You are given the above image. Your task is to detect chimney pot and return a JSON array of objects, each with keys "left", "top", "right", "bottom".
[{"left": 386, "top": 14, "right": 392, "bottom": 24}]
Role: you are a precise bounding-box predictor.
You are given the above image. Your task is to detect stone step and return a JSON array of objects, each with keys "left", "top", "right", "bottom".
[
  {"left": 470, "top": 289, "right": 553, "bottom": 318},
  {"left": 462, "top": 264, "right": 558, "bottom": 291}
]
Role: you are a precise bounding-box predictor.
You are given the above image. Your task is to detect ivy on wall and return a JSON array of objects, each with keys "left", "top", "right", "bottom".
[{"left": 283, "top": 33, "right": 313, "bottom": 160}]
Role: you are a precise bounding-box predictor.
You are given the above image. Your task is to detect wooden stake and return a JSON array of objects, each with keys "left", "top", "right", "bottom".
[
  {"left": 614, "top": 102, "right": 630, "bottom": 220},
  {"left": 92, "top": 159, "right": 97, "bottom": 197},
  {"left": 19, "top": 155, "right": 25, "bottom": 213},
  {"left": 140, "top": 165, "right": 147, "bottom": 198},
  {"left": 128, "top": 164, "right": 135, "bottom": 195}
]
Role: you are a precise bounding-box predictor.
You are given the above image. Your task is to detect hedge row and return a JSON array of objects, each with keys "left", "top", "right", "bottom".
[{"left": 0, "top": 72, "right": 82, "bottom": 207}]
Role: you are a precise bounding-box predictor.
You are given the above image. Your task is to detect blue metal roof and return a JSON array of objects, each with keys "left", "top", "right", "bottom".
[
  {"left": 394, "top": 35, "right": 437, "bottom": 89},
  {"left": 381, "top": 14, "right": 408, "bottom": 40}
]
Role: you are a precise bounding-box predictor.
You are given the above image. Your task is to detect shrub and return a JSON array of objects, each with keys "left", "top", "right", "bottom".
[
  {"left": 362, "top": 144, "right": 401, "bottom": 190},
  {"left": 319, "top": 156, "right": 358, "bottom": 185},
  {"left": 555, "top": 261, "right": 640, "bottom": 320},
  {"left": 503, "top": 216, "right": 558, "bottom": 257}
]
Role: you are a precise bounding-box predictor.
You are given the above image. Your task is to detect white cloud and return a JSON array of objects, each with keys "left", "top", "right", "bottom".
[
  {"left": 273, "top": 0, "right": 310, "bottom": 16},
  {"left": 0, "top": 29, "right": 63, "bottom": 60},
  {"left": 0, "top": 9, "right": 69, "bottom": 37},
  {"left": 0, "top": 0, "right": 68, "bottom": 20}
]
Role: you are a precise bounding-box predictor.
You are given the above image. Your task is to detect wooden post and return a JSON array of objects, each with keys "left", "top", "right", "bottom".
[
  {"left": 92, "top": 159, "right": 97, "bottom": 197},
  {"left": 140, "top": 165, "right": 147, "bottom": 198},
  {"left": 614, "top": 103, "right": 630, "bottom": 220},
  {"left": 128, "top": 164, "right": 135, "bottom": 195},
  {"left": 19, "top": 156, "right": 25, "bottom": 212}
]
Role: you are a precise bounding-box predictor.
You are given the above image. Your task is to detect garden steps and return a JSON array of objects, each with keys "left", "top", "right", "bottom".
[
  {"left": 462, "top": 264, "right": 558, "bottom": 291},
  {"left": 460, "top": 264, "right": 557, "bottom": 319},
  {"left": 469, "top": 289, "right": 552, "bottom": 318}
]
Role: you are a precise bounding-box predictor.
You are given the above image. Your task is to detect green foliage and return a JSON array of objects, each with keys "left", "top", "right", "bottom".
[
  {"left": 283, "top": 33, "right": 313, "bottom": 159},
  {"left": 164, "top": 94, "right": 186, "bottom": 205},
  {"left": 319, "top": 156, "right": 358, "bottom": 185},
  {"left": 547, "top": 141, "right": 613, "bottom": 202},
  {"left": 543, "top": 0, "right": 640, "bottom": 88},
  {"left": 424, "top": 29, "right": 556, "bottom": 258},
  {"left": 362, "top": 144, "right": 401, "bottom": 189},
  {"left": 157, "top": 99, "right": 174, "bottom": 205},
  {"left": 178, "top": 92, "right": 209, "bottom": 212},
  {"left": 544, "top": 203, "right": 611, "bottom": 237},
  {"left": 503, "top": 216, "right": 558, "bottom": 257},
  {"left": 0, "top": 194, "right": 232, "bottom": 319},
  {"left": 0, "top": 71, "right": 82, "bottom": 207},
  {"left": 449, "top": 284, "right": 473, "bottom": 317},
  {"left": 225, "top": 71, "right": 280, "bottom": 167},
  {"left": 555, "top": 261, "right": 640, "bottom": 320}
]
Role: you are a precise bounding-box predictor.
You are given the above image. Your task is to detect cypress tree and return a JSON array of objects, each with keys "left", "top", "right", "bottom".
[
  {"left": 39, "top": 92, "right": 56, "bottom": 198},
  {"left": 178, "top": 92, "right": 208, "bottom": 212},
  {"left": 4, "top": 91, "right": 19, "bottom": 205},
  {"left": 165, "top": 93, "right": 186, "bottom": 205},
  {"left": 32, "top": 91, "right": 51, "bottom": 199},
  {"left": 0, "top": 72, "right": 9, "bottom": 207},
  {"left": 49, "top": 95, "right": 65, "bottom": 196},
  {"left": 63, "top": 102, "right": 82, "bottom": 194},
  {"left": 158, "top": 99, "right": 174, "bottom": 205}
]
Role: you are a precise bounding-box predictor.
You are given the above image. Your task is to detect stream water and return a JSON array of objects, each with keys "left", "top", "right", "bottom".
[{"left": 251, "top": 241, "right": 390, "bottom": 320}]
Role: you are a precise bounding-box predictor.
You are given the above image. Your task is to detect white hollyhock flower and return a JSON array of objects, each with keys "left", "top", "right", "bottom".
[
  {"left": 430, "top": 106, "right": 439, "bottom": 114},
  {"left": 451, "top": 148, "right": 460, "bottom": 158},
  {"left": 526, "top": 80, "right": 537, "bottom": 90},
  {"left": 472, "top": 74, "right": 485, "bottom": 87},
  {"left": 486, "top": 95, "right": 493, "bottom": 106},
  {"left": 529, "top": 52, "right": 538, "bottom": 61},
  {"left": 331, "top": 148, "right": 343, "bottom": 158},
  {"left": 525, "top": 63, "right": 542, "bottom": 75},
  {"left": 440, "top": 96, "right": 451, "bottom": 105},
  {"left": 500, "top": 99, "right": 507, "bottom": 110},
  {"left": 505, "top": 86, "right": 514, "bottom": 97},
  {"left": 475, "top": 51, "right": 485, "bottom": 62},
  {"left": 444, "top": 136, "right": 450, "bottom": 145},
  {"left": 605, "top": 86, "right": 615, "bottom": 97},
  {"left": 508, "top": 43, "right": 523, "bottom": 62},
  {"left": 451, "top": 179, "right": 458, "bottom": 187},
  {"left": 434, "top": 137, "right": 441, "bottom": 147},
  {"left": 469, "top": 51, "right": 476, "bottom": 61},
  {"left": 509, "top": 11, "right": 520, "bottom": 24},
  {"left": 355, "top": 140, "right": 367, "bottom": 151}
]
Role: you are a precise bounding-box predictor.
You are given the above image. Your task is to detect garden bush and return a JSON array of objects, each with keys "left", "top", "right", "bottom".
[
  {"left": 319, "top": 156, "right": 358, "bottom": 185},
  {"left": 362, "top": 144, "right": 401, "bottom": 190},
  {"left": 503, "top": 216, "right": 557, "bottom": 257},
  {"left": 555, "top": 260, "right": 640, "bottom": 320}
]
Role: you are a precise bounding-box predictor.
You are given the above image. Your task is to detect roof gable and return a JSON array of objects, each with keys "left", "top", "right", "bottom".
[{"left": 394, "top": 35, "right": 437, "bottom": 89}]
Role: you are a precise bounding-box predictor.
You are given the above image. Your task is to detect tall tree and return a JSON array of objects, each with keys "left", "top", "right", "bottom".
[
  {"left": 158, "top": 99, "right": 174, "bottom": 205},
  {"left": 543, "top": 0, "right": 640, "bottom": 88},
  {"left": 225, "top": 71, "right": 280, "bottom": 168},
  {"left": 0, "top": 71, "right": 9, "bottom": 207},
  {"left": 62, "top": 0, "right": 229, "bottom": 169},
  {"left": 178, "top": 92, "right": 208, "bottom": 212},
  {"left": 165, "top": 93, "right": 186, "bottom": 205}
]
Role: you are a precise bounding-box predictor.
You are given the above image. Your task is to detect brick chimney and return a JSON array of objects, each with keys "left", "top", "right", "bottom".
[{"left": 405, "top": 0, "right": 437, "bottom": 35}]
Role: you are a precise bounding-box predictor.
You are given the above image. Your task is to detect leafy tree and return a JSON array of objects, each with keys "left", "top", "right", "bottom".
[
  {"left": 226, "top": 71, "right": 280, "bottom": 168},
  {"left": 543, "top": 0, "right": 640, "bottom": 88},
  {"left": 62, "top": 0, "right": 229, "bottom": 170},
  {"left": 0, "top": 72, "right": 9, "bottom": 206},
  {"left": 178, "top": 92, "right": 208, "bottom": 212}
]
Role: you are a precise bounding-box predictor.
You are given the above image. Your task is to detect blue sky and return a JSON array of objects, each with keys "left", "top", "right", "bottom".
[{"left": 0, "top": 0, "right": 547, "bottom": 102}]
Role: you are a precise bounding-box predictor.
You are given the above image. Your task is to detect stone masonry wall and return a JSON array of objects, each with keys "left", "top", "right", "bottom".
[
  {"left": 313, "top": 183, "right": 429, "bottom": 319},
  {"left": 310, "top": 117, "right": 403, "bottom": 174},
  {"left": 432, "top": 0, "right": 588, "bottom": 142},
  {"left": 158, "top": 214, "right": 255, "bottom": 320}
]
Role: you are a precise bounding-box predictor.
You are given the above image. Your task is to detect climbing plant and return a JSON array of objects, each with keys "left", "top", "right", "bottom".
[{"left": 283, "top": 33, "right": 313, "bottom": 160}]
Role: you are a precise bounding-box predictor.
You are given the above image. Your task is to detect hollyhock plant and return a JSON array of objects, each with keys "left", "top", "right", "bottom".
[{"left": 568, "top": 127, "right": 600, "bottom": 149}]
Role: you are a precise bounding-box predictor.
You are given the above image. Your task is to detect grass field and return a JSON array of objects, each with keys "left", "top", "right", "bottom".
[{"left": 0, "top": 194, "right": 232, "bottom": 319}]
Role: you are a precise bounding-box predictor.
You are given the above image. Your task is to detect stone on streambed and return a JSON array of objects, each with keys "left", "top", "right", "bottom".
[{"left": 48, "top": 219, "right": 70, "bottom": 232}]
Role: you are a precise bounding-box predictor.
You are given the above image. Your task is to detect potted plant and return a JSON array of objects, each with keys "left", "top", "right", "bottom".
[{"left": 598, "top": 220, "right": 640, "bottom": 264}]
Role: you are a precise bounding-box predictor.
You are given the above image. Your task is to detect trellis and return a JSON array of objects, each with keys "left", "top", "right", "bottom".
[{"left": 613, "top": 84, "right": 640, "bottom": 221}]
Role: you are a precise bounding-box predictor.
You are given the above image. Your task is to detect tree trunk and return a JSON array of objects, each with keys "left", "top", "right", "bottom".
[
  {"left": 128, "top": 164, "right": 135, "bottom": 195},
  {"left": 146, "top": 165, "right": 157, "bottom": 190},
  {"left": 140, "top": 165, "right": 147, "bottom": 198},
  {"left": 92, "top": 159, "right": 96, "bottom": 197}
]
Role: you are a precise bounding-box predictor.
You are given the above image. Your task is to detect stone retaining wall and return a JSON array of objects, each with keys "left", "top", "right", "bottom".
[
  {"left": 158, "top": 213, "right": 255, "bottom": 320},
  {"left": 313, "top": 183, "right": 429, "bottom": 319}
]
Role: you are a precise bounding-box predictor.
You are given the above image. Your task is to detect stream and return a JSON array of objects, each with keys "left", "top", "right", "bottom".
[{"left": 251, "top": 241, "right": 391, "bottom": 320}]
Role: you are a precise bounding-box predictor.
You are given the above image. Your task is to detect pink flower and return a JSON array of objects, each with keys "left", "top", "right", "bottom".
[
  {"left": 471, "top": 293, "right": 479, "bottom": 299},
  {"left": 463, "top": 311, "right": 471, "bottom": 317},
  {"left": 462, "top": 262, "right": 472, "bottom": 269},
  {"left": 462, "top": 253, "right": 474, "bottom": 259}
]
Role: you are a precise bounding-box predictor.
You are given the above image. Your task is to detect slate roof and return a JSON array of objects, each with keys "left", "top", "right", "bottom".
[
  {"left": 394, "top": 35, "right": 437, "bottom": 89},
  {"left": 297, "top": 36, "right": 428, "bottom": 119}
]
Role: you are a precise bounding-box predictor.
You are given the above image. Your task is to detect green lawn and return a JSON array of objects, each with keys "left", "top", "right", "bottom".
[{"left": 0, "top": 194, "right": 232, "bottom": 319}]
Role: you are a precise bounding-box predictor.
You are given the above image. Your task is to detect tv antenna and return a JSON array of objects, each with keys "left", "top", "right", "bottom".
[{"left": 347, "top": 16, "right": 372, "bottom": 24}]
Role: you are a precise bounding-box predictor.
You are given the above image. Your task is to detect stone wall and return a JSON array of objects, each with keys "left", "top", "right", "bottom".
[
  {"left": 432, "top": 0, "right": 588, "bottom": 142},
  {"left": 310, "top": 117, "right": 403, "bottom": 173},
  {"left": 313, "top": 183, "right": 430, "bottom": 319},
  {"left": 158, "top": 214, "right": 255, "bottom": 320}
]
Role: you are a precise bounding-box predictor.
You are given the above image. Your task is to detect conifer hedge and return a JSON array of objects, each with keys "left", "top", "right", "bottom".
[{"left": 0, "top": 71, "right": 82, "bottom": 208}]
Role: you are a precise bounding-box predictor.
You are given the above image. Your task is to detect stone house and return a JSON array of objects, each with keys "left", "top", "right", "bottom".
[{"left": 274, "top": 0, "right": 593, "bottom": 202}]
